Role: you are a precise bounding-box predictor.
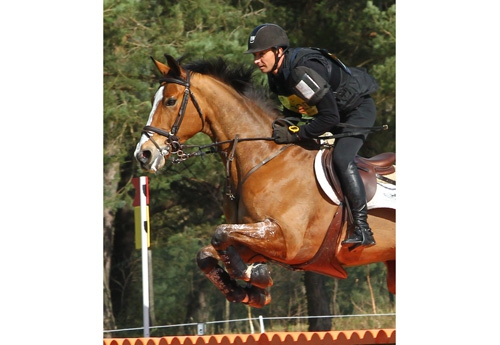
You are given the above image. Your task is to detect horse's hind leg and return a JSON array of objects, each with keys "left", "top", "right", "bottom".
[
  {"left": 196, "top": 245, "right": 271, "bottom": 308},
  {"left": 385, "top": 260, "right": 396, "bottom": 294}
]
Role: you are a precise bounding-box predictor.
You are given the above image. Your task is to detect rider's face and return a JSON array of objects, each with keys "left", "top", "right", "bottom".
[{"left": 252, "top": 49, "right": 276, "bottom": 74}]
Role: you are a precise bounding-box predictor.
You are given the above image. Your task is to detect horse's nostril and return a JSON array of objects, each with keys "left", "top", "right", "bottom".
[{"left": 137, "top": 150, "right": 151, "bottom": 164}]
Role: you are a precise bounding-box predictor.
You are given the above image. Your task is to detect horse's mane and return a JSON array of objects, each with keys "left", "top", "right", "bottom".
[{"left": 182, "top": 57, "right": 280, "bottom": 116}]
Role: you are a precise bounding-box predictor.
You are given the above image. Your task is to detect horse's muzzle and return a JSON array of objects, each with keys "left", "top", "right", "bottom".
[
  {"left": 136, "top": 148, "right": 155, "bottom": 166},
  {"left": 134, "top": 141, "right": 170, "bottom": 173}
]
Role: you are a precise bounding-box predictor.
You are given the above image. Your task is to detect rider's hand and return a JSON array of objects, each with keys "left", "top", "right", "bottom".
[
  {"left": 297, "top": 105, "right": 308, "bottom": 115},
  {"left": 273, "top": 126, "right": 300, "bottom": 144}
]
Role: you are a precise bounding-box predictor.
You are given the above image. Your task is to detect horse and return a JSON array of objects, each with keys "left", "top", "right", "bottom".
[{"left": 134, "top": 54, "right": 396, "bottom": 308}]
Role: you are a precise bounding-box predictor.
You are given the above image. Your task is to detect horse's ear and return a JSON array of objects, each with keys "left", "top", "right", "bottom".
[
  {"left": 164, "top": 54, "right": 186, "bottom": 79},
  {"left": 151, "top": 57, "right": 170, "bottom": 76}
]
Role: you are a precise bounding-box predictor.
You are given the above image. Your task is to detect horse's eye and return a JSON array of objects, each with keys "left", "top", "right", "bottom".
[{"left": 165, "top": 97, "right": 177, "bottom": 106}]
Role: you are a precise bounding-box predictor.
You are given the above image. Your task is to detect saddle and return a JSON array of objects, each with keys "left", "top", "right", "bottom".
[
  {"left": 288, "top": 150, "right": 395, "bottom": 277},
  {"left": 321, "top": 150, "right": 396, "bottom": 202}
]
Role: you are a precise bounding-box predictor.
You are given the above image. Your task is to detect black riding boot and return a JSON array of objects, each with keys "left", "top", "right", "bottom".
[{"left": 337, "top": 161, "right": 376, "bottom": 248}]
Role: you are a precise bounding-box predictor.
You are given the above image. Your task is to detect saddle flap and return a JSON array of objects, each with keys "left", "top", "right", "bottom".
[
  {"left": 321, "top": 149, "right": 387, "bottom": 203},
  {"left": 321, "top": 149, "right": 344, "bottom": 200}
]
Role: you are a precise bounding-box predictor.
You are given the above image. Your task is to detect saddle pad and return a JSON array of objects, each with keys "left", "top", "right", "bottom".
[{"left": 314, "top": 149, "right": 396, "bottom": 210}]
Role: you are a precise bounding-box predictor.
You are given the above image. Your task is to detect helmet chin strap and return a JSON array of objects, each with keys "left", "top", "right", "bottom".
[{"left": 269, "top": 47, "right": 287, "bottom": 74}]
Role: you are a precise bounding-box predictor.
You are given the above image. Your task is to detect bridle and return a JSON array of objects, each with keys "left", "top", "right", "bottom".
[
  {"left": 142, "top": 70, "right": 207, "bottom": 163},
  {"left": 142, "top": 69, "right": 275, "bottom": 165}
]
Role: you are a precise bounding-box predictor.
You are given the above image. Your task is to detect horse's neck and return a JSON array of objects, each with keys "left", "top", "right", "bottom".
[
  {"left": 203, "top": 86, "right": 271, "bottom": 137},
  {"left": 198, "top": 77, "right": 277, "bottom": 179}
]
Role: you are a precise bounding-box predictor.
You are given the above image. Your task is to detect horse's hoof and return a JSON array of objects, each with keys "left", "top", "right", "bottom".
[
  {"left": 248, "top": 263, "right": 273, "bottom": 289},
  {"left": 226, "top": 287, "right": 248, "bottom": 303},
  {"left": 244, "top": 285, "right": 271, "bottom": 308}
]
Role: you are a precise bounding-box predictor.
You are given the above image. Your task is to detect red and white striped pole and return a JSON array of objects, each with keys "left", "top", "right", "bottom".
[{"left": 132, "top": 176, "right": 150, "bottom": 337}]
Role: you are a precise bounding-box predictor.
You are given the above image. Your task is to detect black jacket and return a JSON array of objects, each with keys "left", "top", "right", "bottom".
[{"left": 268, "top": 48, "right": 359, "bottom": 140}]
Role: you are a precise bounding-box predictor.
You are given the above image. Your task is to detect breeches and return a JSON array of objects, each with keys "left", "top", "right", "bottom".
[{"left": 332, "top": 96, "right": 376, "bottom": 173}]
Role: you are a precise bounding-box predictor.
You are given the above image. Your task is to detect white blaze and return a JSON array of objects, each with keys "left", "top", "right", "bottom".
[{"left": 134, "top": 86, "right": 165, "bottom": 157}]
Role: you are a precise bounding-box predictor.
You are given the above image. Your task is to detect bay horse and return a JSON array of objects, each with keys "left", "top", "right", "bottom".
[{"left": 134, "top": 55, "right": 396, "bottom": 308}]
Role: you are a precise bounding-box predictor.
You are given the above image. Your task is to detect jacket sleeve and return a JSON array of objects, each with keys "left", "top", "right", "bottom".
[{"left": 297, "top": 59, "right": 340, "bottom": 140}]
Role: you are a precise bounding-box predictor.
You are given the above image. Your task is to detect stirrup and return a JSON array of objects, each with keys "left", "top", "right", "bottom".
[{"left": 342, "top": 227, "right": 376, "bottom": 248}]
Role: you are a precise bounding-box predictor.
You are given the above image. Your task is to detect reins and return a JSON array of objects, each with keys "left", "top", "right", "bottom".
[
  {"left": 274, "top": 117, "right": 388, "bottom": 141},
  {"left": 144, "top": 124, "right": 275, "bottom": 164}
]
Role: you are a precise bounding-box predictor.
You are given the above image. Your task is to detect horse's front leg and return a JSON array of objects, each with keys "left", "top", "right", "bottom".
[
  {"left": 211, "top": 218, "right": 286, "bottom": 288},
  {"left": 196, "top": 245, "right": 270, "bottom": 308}
]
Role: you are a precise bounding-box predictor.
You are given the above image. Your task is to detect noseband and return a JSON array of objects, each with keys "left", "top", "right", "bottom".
[{"left": 142, "top": 70, "right": 205, "bottom": 162}]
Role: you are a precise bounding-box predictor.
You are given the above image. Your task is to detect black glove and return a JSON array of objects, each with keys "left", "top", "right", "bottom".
[{"left": 273, "top": 126, "right": 300, "bottom": 144}]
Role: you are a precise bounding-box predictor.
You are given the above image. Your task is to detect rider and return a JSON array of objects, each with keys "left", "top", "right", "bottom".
[{"left": 244, "top": 23, "right": 378, "bottom": 248}]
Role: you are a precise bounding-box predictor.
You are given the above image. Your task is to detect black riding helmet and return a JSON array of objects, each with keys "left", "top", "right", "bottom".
[{"left": 244, "top": 24, "right": 289, "bottom": 54}]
